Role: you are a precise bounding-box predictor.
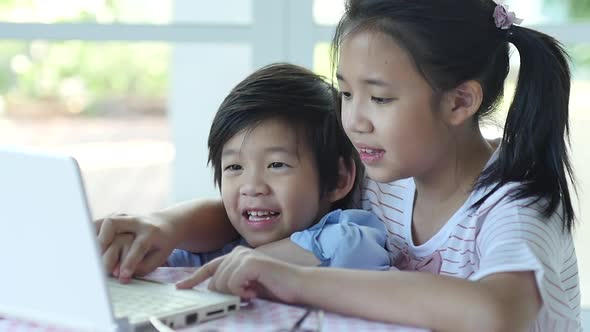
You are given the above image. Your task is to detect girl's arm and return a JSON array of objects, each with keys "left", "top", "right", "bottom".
[
  {"left": 178, "top": 248, "right": 541, "bottom": 332},
  {"left": 256, "top": 238, "right": 320, "bottom": 266},
  {"left": 295, "top": 266, "right": 540, "bottom": 332}
]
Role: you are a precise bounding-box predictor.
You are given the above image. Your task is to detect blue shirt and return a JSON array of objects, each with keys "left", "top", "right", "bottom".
[{"left": 167, "top": 209, "right": 390, "bottom": 270}]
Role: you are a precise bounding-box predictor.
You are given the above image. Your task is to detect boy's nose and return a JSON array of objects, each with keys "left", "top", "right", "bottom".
[{"left": 239, "top": 175, "right": 270, "bottom": 196}]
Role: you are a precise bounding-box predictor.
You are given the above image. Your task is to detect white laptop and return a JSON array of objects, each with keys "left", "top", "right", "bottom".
[{"left": 0, "top": 147, "right": 240, "bottom": 332}]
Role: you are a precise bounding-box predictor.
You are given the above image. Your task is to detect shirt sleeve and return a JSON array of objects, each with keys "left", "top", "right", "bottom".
[
  {"left": 470, "top": 196, "right": 579, "bottom": 325},
  {"left": 166, "top": 238, "right": 246, "bottom": 267},
  {"left": 167, "top": 249, "right": 204, "bottom": 267},
  {"left": 290, "top": 209, "right": 390, "bottom": 270}
]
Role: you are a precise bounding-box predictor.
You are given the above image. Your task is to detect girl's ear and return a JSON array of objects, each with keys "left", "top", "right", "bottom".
[
  {"left": 442, "top": 80, "right": 483, "bottom": 126},
  {"left": 328, "top": 157, "right": 356, "bottom": 203}
]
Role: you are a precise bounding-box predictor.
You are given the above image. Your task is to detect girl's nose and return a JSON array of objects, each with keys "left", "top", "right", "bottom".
[{"left": 342, "top": 101, "right": 373, "bottom": 134}]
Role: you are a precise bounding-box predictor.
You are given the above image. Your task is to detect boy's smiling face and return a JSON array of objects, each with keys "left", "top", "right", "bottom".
[{"left": 220, "top": 118, "right": 332, "bottom": 247}]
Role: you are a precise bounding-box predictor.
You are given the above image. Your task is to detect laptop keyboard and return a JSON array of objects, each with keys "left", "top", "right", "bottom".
[{"left": 109, "top": 280, "right": 200, "bottom": 321}]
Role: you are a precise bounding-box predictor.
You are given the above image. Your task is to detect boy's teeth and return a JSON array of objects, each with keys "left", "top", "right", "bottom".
[
  {"left": 248, "top": 210, "right": 277, "bottom": 216},
  {"left": 250, "top": 211, "right": 268, "bottom": 216},
  {"left": 246, "top": 210, "right": 279, "bottom": 222}
]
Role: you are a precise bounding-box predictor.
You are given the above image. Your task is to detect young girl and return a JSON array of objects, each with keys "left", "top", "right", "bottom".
[
  {"left": 176, "top": 1, "right": 580, "bottom": 331},
  {"left": 99, "top": 0, "right": 581, "bottom": 330}
]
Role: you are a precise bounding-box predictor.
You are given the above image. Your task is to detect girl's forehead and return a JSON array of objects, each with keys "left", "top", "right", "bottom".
[
  {"left": 337, "top": 30, "right": 422, "bottom": 86},
  {"left": 339, "top": 29, "right": 406, "bottom": 57}
]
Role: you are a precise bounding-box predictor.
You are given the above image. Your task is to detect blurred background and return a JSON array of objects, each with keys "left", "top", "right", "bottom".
[{"left": 0, "top": 0, "right": 587, "bottom": 319}]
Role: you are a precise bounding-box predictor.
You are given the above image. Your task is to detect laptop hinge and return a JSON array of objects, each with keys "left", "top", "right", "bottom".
[{"left": 115, "top": 317, "right": 134, "bottom": 332}]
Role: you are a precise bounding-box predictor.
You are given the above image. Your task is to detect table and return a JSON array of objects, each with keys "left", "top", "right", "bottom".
[{"left": 0, "top": 268, "right": 429, "bottom": 332}]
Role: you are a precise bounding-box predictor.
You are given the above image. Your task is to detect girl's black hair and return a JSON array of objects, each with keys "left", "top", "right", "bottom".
[
  {"left": 332, "top": 0, "right": 576, "bottom": 231},
  {"left": 208, "top": 63, "right": 362, "bottom": 210}
]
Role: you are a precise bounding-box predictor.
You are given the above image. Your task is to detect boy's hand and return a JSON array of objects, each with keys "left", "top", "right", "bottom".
[
  {"left": 176, "top": 246, "right": 302, "bottom": 303},
  {"left": 95, "top": 213, "right": 176, "bottom": 281}
]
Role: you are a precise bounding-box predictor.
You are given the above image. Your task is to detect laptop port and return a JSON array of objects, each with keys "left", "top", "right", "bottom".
[
  {"left": 228, "top": 304, "right": 237, "bottom": 312},
  {"left": 186, "top": 313, "right": 198, "bottom": 325},
  {"left": 206, "top": 309, "right": 224, "bottom": 317}
]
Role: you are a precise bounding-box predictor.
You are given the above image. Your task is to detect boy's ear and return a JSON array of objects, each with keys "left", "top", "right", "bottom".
[
  {"left": 328, "top": 157, "right": 356, "bottom": 204},
  {"left": 442, "top": 80, "right": 483, "bottom": 126}
]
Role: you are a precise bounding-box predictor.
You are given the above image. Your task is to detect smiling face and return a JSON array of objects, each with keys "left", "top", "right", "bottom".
[
  {"left": 337, "top": 30, "right": 452, "bottom": 183},
  {"left": 220, "top": 118, "right": 332, "bottom": 247}
]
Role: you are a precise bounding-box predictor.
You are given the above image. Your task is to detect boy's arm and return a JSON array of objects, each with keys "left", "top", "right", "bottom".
[
  {"left": 96, "top": 198, "right": 239, "bottom": 278},
  {"left": 153, "top": 199, "right": 239, "bottom": 252}
]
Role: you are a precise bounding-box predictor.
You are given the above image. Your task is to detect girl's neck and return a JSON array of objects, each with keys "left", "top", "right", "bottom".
[{"left": 411, "top": 128, "right": 494, "bottom": 245}]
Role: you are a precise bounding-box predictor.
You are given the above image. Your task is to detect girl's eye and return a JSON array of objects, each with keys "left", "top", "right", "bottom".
[
  {"left": 268, "top": 162, "right": 288, "bottom": 169},
  {"left": 371, "top": 96, "right": 395, "bottom": 104},
  {"left": 341, "top": 92, "right": 352, "bottom": 100},
  {"left": 224, "top": 164, "right": 242, "bottom": 171}
]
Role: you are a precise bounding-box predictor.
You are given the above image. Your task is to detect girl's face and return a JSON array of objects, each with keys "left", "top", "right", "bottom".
[
  {"left": 220, "top": 119, "right": 331, "bottom": 247},
  {"left": 337, "top": 30, "right": 452, "bottom": 183}
]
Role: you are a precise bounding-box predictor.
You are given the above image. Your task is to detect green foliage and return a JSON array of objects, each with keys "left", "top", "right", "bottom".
[
  {"left": 0, "top": 41, "right": 169, "bottom": 97},
  {"left": 568, "top": 0, "right": 590, "bottom": 20},
  {"left": 0, "top": 1, "right": 170, "bottom": 114}
]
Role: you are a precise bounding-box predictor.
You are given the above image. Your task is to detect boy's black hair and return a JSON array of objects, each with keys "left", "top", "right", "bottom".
[
  {"left": 333, "top": 0, "right": 576, "bottom": 231},
  {"left": 208, "top": 63, "right": 361, "bottom": 210}
]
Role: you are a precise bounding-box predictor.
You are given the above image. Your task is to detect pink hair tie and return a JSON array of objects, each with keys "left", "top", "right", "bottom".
[{"left": 493, "top": 0, "right": 523, "bottom": 30}]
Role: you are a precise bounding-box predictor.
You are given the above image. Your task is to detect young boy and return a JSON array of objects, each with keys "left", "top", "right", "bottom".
[
  {"left": 99, "top": 63, "right": 390, "bottom": 276},
  {"left": 166, "top": 63, "right": 389, "bottom": 270}
]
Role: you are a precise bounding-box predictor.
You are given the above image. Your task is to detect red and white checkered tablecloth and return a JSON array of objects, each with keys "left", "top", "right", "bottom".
[{"left": 0, "top": 268, "right": 429, "bottom": 332}]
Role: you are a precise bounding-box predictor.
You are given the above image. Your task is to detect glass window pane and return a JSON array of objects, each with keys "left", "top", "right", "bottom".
[
  {"left": 313, "top": 42, "right": 333, "bottom": 79},
  {"left": 173, "top": 0, "right": 252, "bottom": 25},
  {"left": 506, "top": 0, "right": 590, "bottom": 24},
  {"left": 0, "top": 41, "right": 172, "bottom": 218},
  {"left": 0, "top": 1, "right": 172, "bottom": 24},
  {"left": 313, "top": 0, "right": 345, "bottom": 26},
  {"left": 568, "top": 43, "right": 590, "bottom": 309},
  {"left": 0, "top": 0, "right": 254, "bottom": 25}
]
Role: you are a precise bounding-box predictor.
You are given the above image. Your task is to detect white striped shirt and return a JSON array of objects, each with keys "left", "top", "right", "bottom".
[{"left": 361, "top": 176, "right": 582, "bottom": 331}]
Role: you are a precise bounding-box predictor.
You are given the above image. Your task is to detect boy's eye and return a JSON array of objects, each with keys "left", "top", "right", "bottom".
[
  {"left": 268, "top": 162, "right": 288, "bottom": 169},
  {"left": 224, "top": 164, "right": 242, "bottom": 171},
  {"left": 371, "top": 96, "right": 395, "bottom": 104}
]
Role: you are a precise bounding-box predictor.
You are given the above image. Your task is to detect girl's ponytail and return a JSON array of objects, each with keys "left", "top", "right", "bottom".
[{"left": 476, "top": 26, "right": 576, "bottom": 231}]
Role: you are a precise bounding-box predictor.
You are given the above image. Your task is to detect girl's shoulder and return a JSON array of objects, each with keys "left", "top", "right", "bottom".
[
  {"left": 472, "top": 181, "right": 562, "bottom": 221},
  {"left": 471, "top": 181, "right": 571, "bottom": 253}
]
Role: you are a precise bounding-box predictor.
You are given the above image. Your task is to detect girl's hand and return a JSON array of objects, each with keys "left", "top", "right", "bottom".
[
  {"left": 176, "top": 246, "right": 302, "bottom": 303},
  {"left": 95, "top": 213, "right": 177, "bottom": 281}
]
